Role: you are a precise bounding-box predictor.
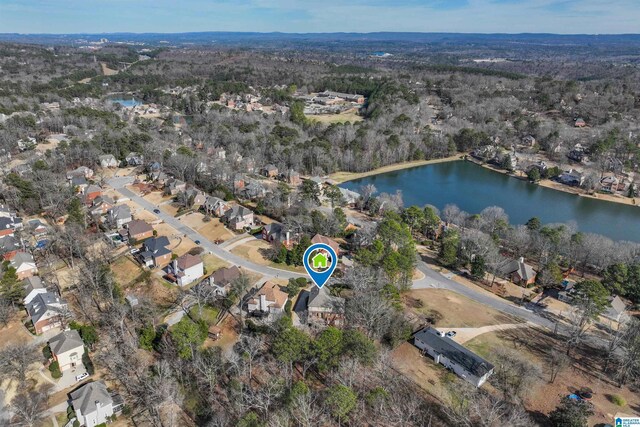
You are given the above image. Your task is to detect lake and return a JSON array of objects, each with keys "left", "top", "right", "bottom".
[
  {"left": 340, "top": 161, "right": 640, "bottom": 242},
  {"left": 107, "top": 96, "right": 142, "bottom": 108}
]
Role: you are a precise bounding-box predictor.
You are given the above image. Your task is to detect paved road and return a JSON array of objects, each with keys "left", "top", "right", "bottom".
[{"left": 117, "top": 187, "right": 305, "bottom": 280}]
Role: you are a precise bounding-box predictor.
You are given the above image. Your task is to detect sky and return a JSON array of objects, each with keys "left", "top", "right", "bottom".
[{"left": 1, "top": 0, "right": 639, "bottom": 34}]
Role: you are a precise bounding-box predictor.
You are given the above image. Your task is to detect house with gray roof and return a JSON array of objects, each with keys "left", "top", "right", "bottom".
[
  {"left": 602, "top": 296, "right": 629, "bottom": 323},
  {"left": 107, "top": 205, "right": 132, "bottom": 228},
  {"left": 414, "top": 327, "right": 494, "bottom": 387},
  {"left": 139, "top": 236, "right": 172, "bottom": 267},
  {"left": 203, "top": 196, "right": 228, "bottom": 217},
  {"left": 307, "top": 286, "right": 345, "bottom": 327},
  {"left": 48, "top": 329, "right": 85, "bottom": 371},
  {"left": 70, "top": 381, "right": 114, "bottom": 427},
  {"left": 499, "top": 257, "right": 536, "bottom": 286},
  {"left": 23, "top": 276, "right": 46, "bottom": 305},
  {"left": 98, "top": 154, "right": 118, "bottom": 168},
  {"left": 26, "top": 292, "right": 68, "bottom": 334},
  {"left": 223, "top": 206, "right": 254, "bottom": 230}
]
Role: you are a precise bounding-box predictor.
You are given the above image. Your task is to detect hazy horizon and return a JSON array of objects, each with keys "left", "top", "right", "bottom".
[{"left": 1, "top": 0, "right": 640, "bottom": 35}]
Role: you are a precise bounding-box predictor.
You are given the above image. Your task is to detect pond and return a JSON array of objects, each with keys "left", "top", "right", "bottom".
[
  {"left": 340, "top": 161, "right": 640, "bottom": 242},
  {"left": 107, "top": 96, "right": 142, "bottom": 108}
]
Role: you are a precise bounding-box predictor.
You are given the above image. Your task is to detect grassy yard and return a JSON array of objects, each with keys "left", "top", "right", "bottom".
[
  {"left": 111, "top": 255, "right": 143, "bottom": 286},
  {"left": 202, "top": 253, "right": 230, "bottom": 275},
  {"left": 403, "top": 289, "right": 522, "bottom": 328},
  {"left": 306, "top": 108, "right": 364, "bottom": 124},
  {"left": 189, "top": 305, "right": 220, "bottom": 326},
  {"left": 231, "top": 240, "right": 306, "bottom": 273}
]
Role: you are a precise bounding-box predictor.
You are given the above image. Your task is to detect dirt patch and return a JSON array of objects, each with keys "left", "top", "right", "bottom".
[
  {"left": 100, "top": 62, "right": 118, "bottom": 76},
  {"left": 0, "top": 316, "right": 34, "bottom": 349},
  {"left": 306, "top": 108, "right": 364, "bottom": 125},
  {"left": 390, "top": 342, "right": 450, "bottom": 399},
  {"left": 204, "top": 314, "right": 240, "bottom": 352},
  {"left": 133, "top": 278, "right": 179, "bottom": 311},
  {"left": 404, "top": 289, "right": 522, "bottom": 328}
]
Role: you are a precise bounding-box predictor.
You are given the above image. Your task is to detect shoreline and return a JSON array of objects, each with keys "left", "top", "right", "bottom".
[
  {"left": 467, "top": 157, "right": 638, "bottom": 208},
  {"left": 329, "top": 154, "right": 464, "bottom": 184},
  {"left": 331, "top": 154, "right": 638, "bottom": 209}
]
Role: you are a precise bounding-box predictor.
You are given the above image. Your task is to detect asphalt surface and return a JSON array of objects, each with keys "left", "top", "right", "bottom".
[{"left": 116, "top": 187, "right": 305, "bottom": 280}]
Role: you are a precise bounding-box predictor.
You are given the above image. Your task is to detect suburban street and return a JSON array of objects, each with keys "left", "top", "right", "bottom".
[
  {"left": 111, "top": 179, "right": 609, "bottom": 349},
  {"left": 116, "top": 186, "right": 306, "bottom": 280}
]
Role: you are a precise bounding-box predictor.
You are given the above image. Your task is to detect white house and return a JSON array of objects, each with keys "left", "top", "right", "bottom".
[
  {"left": 22, "top": 276, "right": 47, "bottom": 305},
  {"left": 71, "top": 381, "right": 114, "bottom": 427},
  {"left": 413, "top": 327, "right": 494, "bottom": 387},
  {"left": 48, "top": 329, "right": 85, "bottom": 371},
  {"left": 168, "top": 254, "right": 204, "bottom": 287}
]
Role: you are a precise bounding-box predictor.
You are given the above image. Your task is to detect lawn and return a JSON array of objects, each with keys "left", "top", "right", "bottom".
[
  {"left": 195, "top": 219, "right": 235, "bottom": 242},
  {"left": 189, "top": 305, "right": 220, "bottom": 326},
  {"left": 404, "top": 289, "right": 522, "bottom": 328},
  {"left": 111, "top": 255, "right": 143, "bottom": 286},
  {"left": 390, "top": 342, "right": 454, "bottom": 398},
  {"left": 231, "top": 240, "right": 306, "bottom": 273},
  {"left": 202, "top": 253, "right": 230, "bottom": 275},
  {"left": 0, "top": 316, "right": 33, "bottom": 350}
]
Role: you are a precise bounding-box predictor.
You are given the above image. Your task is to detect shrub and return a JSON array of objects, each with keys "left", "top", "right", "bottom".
[
  {"left": 42, "top": 345, "right": 52, "bottom": 360},
  {"left": 83, "top": 351, "right": 95, "bottom": 375},
  {"left": 611, "top": 394, "right": 626, "bottom": 407},
  {"left": 49, "top": 361, "right": 62, "bottom": 379}
]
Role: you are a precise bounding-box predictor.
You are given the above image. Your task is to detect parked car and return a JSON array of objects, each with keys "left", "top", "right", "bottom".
[
  {"left": 76, "top": 372, "right": 89, "bottom": 382},
  {"left": 153, "top": 208, "right": 161, "bottom": 214},
  {"left": 130, "top": 248, "right": 139, "bottom": 254},
  {"left": 194, "top": 240, "right": 201, "bottom": 245},
  {"left": 445, "top": 331, "right": 457, "bottom": 338}
]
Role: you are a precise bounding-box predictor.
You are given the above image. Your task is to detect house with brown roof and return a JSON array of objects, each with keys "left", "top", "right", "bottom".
[
  {"left": 208, "top": 265, "right": 242, "bottom": 296},
  {"left": 223, "top": 206, "right": 254, "bottom": 230},
  {"left": 261, "top": 164, "right": 278, "bottom": 178},
  {"left": 311, "top": 234, "right": 341, "bottom": 256},
  {"left": 167, "top": 254, "right": 204, "bottom": 286},
  {"left": 247, "top": 281, "right": 288, "bottom": 316},
  {"left": 126, "top": 220, "right": 154, "bottom": 242}
]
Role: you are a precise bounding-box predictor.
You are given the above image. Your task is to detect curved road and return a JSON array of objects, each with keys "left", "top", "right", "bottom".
[
  {"left": 117, "top": 187, "right": 305, "bottom": 280},
  {"left": 114, "top": 181, "right": 606, "bottom": 347}
]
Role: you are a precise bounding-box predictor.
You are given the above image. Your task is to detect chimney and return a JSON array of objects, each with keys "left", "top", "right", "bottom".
[
  {"left": 286, "top": 231, "right": 290, "bottom": 245},
  {"left": 519, "top": 257, "right": 525, "bottom": 264},
  {"left": 259, "top": 294, "right": 267, "bottom": 312},
  {"left": 172, "top": 259, "right": 178, "bottom": 272}
]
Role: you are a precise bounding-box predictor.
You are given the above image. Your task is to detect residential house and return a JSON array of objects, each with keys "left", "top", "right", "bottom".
[
  {"left": 499, "top": 257, "right": 536, "bottom": 286},
  {"left": 602, "top": 296, "right": 629, "bottom": 323},
  {"left": 0, "top": 216, "right": 24, "bottom": 237},
  {"left": 521, "top": 135, "right": 536, "bottom": 147},
  {"left": 168, "top": 254, "right": 204, "bottom": 286},
  {"left": 10, "top": 251, "right": 38, "bottom": 279},
  {"left": 208, "top": 265, "right": 242, "bottom": 296},
  {"left": 0, "top": 204, "right": 16, "bottom": 218},
  {"left": 185, "top": 187, "right": 206, "bottom": 208},
  {"left": 261, "top": 164, "right": 278, "bottom": 178},
  {"left": 600, "top": 175, "right": 620, "bottom": 193},
  {"left": 286, "top": 169, "right": 301, "bottom": 186},
  {"left": 568, "top": 144, "right": 586, "bottom": 163},
  {"left": 247, "top": 281, "right": 288, "bottom": 316},
  {"left": 203, "top": 196, "right": 228, "bottom": 217},
  {"left": 413, "top": 327, "right": 494, "bottom": 387},
  {"left": 48, "top": 329, "right": 85, "bottom": 371},
  {"left": 98, "top": 154, "right": 118, "bottom": 168},
  {"left": 26, "top": 292, "right": 68, "bottom": 334},
  {"left": 108, "top": 205, "right": 132, "bottom": 228},
  {"left": 126, "top": 220, "right": 154, "bottom": 242},
  {"left": 311, "top": 234, "right": 341, "bottom": 256},
  {"left": 70, "top": 381, "right": 115, "bottom": 427},
  {"left": 89, "top": 196, "right": 114, "bottom": 216},
  {"left": 23, "top": 276, "right": 47, "bottom": 305},
  {"left": 262, "top": 222, "right": 294, "bottom": 249},
  {"left": 339, "top": 187, "right": 361, "bottom": 206},
  {"left": 242, "top": 181, "right": 267, "bottom": 199},
  {"left": 66, "top": 166, "right": 94, "bottom": 180},
  {"left": 233, "top": 174, "right": 245, "bottom": 191},
  {"left": 70, "top": 175, "right": 88, "bottom": 193},
  {"left": 574, "top": 118, "right": 587, "bottom": 128},
  {"left": 125, "top": 152, "right": 144, "bottom": 166},
  {"left": 139, "top": 236, "right": 172, "bottom": 267},
  {"left": 223, "top": 206, "right": 254, "bottom": 230},
  {"left": 83, "top": 184, "right": 102, "bottom": 204},
  {"left": 308, "top": 176, "right": 324, "bottom": 192},
  {"left": 558, "top": 169, "right": 585, "bottom": 187},
  {"left": 0, "top": 235, "right": 21, "bottom": 260},
  {"left": 164, "top": 178, "right": 187, "bottom": 196},
  {"left": 151, "top": 171, "right": 170, "bottom": 186},
  {"left": 306, "top": 286, "right": 345, "bottom": 327}
]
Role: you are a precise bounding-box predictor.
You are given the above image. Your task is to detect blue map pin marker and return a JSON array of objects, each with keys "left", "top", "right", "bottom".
[{"left": 303, "top": 243, "right": 338, "bottom": 288}]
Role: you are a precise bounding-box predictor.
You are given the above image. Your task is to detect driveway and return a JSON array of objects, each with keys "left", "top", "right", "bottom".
[{"left": 115, "top": 187, "right": 305, "bottom": 280}]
